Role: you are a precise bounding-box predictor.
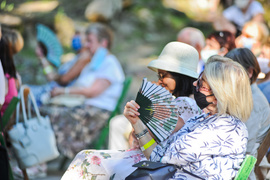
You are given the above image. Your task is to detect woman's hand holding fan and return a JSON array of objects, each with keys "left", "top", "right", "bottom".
[{"left": 134, "top": 78, "right": 178, "bottom": 143}]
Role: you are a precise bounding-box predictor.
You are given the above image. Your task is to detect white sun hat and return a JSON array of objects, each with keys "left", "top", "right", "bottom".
[{"left": 147, "top": 41, "right": 199, "bottom": 79}]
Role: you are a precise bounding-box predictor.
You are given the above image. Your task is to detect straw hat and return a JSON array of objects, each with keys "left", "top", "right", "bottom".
[{"left": 148, "top": 41, "right": 199, "bottom": 79}]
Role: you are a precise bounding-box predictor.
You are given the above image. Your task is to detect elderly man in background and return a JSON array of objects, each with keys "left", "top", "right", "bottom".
[{"left": 177, "top": 27, "right": 205, "bottom": 74}]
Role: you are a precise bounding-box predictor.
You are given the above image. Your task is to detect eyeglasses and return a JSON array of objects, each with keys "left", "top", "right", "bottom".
[
  {"left": 157, "top": 72, "right": 169, "bottom": 80},
  {"left": 196, "top": 72, "right": 212, "bottom": 92}
]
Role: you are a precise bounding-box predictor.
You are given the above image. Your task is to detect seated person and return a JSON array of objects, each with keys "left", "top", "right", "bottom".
[
  {"left": 177, "top": 27, "right": 206, "bottom": 74},
  {"left": 61, "top": 55, "right": 253, "bottom": 180},
  {"left": 0, "top": 27, "right": 23, "bottom": 116},
  {"left": 109, "top": 42, "right": 202, "bottom": 150},
  {"left": 29, "top": 31, "right": 92, "bottom": 107},
  {"left": 201, "top": 30, "right": 236, "bottom": 63},
  {"left": 258, "top": 36, "right": 270, "bottom": 81},
  {"left": 225, "top": 48, "right": 270, "bottom": 179},
  {"left": 213, "top": 0, "right": 265, "bottom": 36},
  {"left": 235, "top": 20, "right": 269, "bottom": 57},
  {"left": 39, "top": 22, "right": 125, "bottom": 159}
]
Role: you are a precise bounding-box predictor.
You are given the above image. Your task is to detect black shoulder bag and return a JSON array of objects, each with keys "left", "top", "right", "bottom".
[
  {"left": 125, "top": 160, "right": 177, "bottom": 180},
  {"left": 125, "top": 160, "right": 205, "bottom": 180}
]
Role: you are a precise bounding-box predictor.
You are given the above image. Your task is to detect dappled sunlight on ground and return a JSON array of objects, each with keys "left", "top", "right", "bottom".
[
  {"left": 0, "top": 14, "right": 21, "bottom": 25},
  {"left": 14, "top": 1, "right": 59, "bottom": 14}
]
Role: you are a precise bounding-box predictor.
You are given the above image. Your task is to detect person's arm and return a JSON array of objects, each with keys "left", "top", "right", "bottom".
[
  {"left": 172, "top": 117, "right": 185, "bottom": 134},
  {"left": 51, "top": 78, "right": 111, "bottom": 98},
  {"left": 252, "top": 13, "right": 265, "bottom": 22},
  {"left": 35, "top": 46, "right": 58, "bottom": 81},
  {"left": 57, "top": 50, "right": 91, "bottom": 86},
  {"left": 124, "top": 100, "right": 157, "bottom": 159},
  {"left": 40, "top": 57, "right": 58, "bottom": 81}
]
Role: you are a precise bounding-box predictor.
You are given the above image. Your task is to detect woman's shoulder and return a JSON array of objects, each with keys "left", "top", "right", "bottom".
[
  {"left": 213, "top": 114, "right": 248, "bottom": 137},
  {"left": 103, "top": 54, "right": 123, "bottom": 69},
  {"left": 214, "top": 114, "right": 247, "bottom": 129}
]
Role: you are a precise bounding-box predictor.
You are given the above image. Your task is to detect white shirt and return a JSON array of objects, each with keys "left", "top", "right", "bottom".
[
  {"left": 223, "top": 1, "right": 264, "bottom": 30},
  {"left": 75, "top": 54, "right": 125, "bottom": 111}
]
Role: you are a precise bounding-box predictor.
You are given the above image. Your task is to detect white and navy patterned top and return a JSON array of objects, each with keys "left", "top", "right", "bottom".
[{"left": 150, "top": 113, "right": 248, "bottom": 179}]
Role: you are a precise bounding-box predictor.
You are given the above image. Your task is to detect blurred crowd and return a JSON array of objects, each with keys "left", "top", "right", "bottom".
[{"left": 1, "top": 0, "right": 270, "bottom": 179}]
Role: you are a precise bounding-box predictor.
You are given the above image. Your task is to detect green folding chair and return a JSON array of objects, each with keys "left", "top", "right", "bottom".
[{"left": 234, "top": 155, "right": 257, "bottom": 180}]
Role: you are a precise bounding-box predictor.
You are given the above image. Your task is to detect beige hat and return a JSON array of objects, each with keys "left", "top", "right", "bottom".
[{"left": 148, "top": 41, "right": 199, "bottom": 79}]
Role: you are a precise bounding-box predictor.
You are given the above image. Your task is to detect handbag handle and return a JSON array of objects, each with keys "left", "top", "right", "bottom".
[{"left": 15, "top": 85, "right": 42, "bottom": 126}]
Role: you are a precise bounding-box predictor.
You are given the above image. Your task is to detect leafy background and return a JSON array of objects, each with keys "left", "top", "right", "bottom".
[{"left": 1, "top": 0, "right": 269, "bottom": 100}]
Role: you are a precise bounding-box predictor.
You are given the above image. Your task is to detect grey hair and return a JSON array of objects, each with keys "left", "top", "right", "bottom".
[
  {"left": 177, "top": 27, "right": 205, "bottom": 48},
  {"left": 85, "top": 23, "right": 113, "bottom": 50}
]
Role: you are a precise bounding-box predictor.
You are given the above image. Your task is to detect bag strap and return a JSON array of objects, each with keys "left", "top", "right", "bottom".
[{"left": 15, "top": 85, "right": 42, "bottom": 125}]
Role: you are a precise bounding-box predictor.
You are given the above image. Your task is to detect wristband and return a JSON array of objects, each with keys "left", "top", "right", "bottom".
[
  {"left": 43, "top": 65, "right": 54, "bottom": 75},
  {"left": 140, "top": 138, "right": 156, "bottom": 151},
  {"left": 65, "top": 87, "right": 70, "bottom": 94},
  {"left": 41, "top": 57, "right": 48, "bottom": 64},
  {"left": 135, "top": 129, "right": 148, "bottom": 140}
]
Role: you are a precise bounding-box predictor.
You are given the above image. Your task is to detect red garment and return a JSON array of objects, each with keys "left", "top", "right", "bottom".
[{"left": 1, "top": 74, "right": 18, "bottom": 116}]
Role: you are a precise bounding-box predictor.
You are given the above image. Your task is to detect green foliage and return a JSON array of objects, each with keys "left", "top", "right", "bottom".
[
  {"left": 1, "top": 0, "right": 14, "bottom": 12},
  {"left": 258, "top": 0, "right": 270, "bottom": 27}
]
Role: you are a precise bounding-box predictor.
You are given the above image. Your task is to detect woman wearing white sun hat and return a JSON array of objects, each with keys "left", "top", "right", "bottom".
[
  {"left": 124, "top": 55, "right": 252, "bottom": 179},
  {"left": 62, "top": 42, "right": 204, "bottom": 179},
  {"left": 108, "top": 42, "right": 202, "bottom": 151}
]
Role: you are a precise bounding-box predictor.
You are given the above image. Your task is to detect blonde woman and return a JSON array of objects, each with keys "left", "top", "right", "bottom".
[{"left": 124, "top": 55, "right": 252, "bottom": 179}]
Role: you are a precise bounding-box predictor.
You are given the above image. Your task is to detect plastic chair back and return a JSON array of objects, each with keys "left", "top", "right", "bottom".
[{"left": 234, "top": 155, "right": 257, "bottom": 180}]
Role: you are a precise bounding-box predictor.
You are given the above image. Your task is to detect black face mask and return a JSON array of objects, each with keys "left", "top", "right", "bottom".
[{"left": 193, "top": 86, "right": 214, "bottom": 110}]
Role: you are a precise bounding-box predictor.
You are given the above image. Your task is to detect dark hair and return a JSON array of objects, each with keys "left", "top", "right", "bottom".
[
  {"left": 207, "top": 31, "right": 236, "bottom": 51},
  {"left": 0, "top": 35, "right": 17, "bottom": 78},
  {"left": 225, "top": 48, "right": 260, "bottom": 84},
  {"left": 170, "top": 72, "right": 196, "bottom": 97}
]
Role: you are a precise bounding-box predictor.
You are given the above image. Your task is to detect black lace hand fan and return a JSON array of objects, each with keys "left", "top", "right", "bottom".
[{"left": 135, "top": 78, "right": 178, "bottom": 143}]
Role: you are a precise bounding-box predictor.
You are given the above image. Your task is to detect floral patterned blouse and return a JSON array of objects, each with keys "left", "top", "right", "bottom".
[
  {"left": 150, "top": 113, "right": 248, "bottom": 179},
  {"left": 175, "top": 96, "right": 202, "bottom": 122}
]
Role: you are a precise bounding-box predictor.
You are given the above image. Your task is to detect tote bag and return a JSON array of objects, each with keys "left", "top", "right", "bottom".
[{"left": 7, "top": 85, "right": 59, "bottom": 169}]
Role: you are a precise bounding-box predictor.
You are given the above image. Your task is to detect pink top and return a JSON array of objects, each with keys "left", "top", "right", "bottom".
[{"left": 1, "top": 74, "right": 18, "bottom": 116}]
